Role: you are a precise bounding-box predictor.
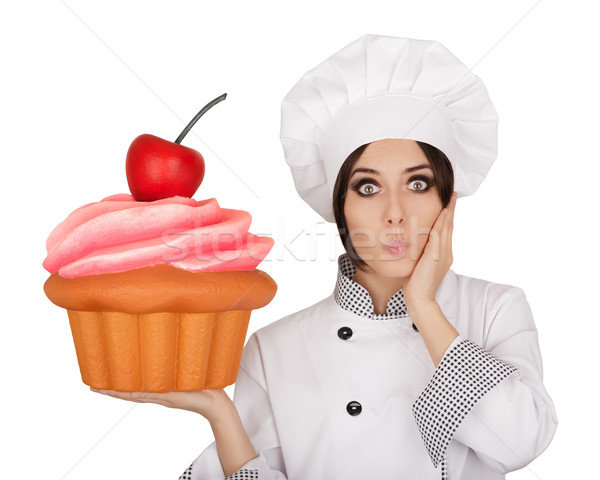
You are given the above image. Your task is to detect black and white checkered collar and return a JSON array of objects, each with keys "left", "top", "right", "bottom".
[{"left": 333, "top": 253, "right": 409, "bottom": 320}]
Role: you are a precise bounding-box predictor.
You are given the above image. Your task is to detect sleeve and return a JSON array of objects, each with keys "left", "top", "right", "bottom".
[
  {"left": 412, "top": 286, "right": 558, "bottom": 474},
  {"left": 177, "top": 334, "right": 288, "bottom": 480}
]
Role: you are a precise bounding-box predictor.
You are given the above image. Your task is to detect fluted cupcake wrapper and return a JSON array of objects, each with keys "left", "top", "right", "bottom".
[{"left": 66, "top": 309, "right": 251, "bottom": 392}]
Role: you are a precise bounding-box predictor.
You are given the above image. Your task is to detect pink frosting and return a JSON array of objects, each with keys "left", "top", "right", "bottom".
[{"left": 43, "top": 194, "right": 274, "bottom": 278}]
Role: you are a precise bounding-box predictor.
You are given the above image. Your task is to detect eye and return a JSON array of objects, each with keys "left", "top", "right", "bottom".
[
  {"left": 407, "top": 176, "right": 434, "bottom": 193},
  {"left": 350, "top": 178, "right": 381, "bottom": 197}
]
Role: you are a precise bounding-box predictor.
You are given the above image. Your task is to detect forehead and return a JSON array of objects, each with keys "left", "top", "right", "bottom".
[{"left": 356, "top": 139, "right": 429, "bottom": 169}]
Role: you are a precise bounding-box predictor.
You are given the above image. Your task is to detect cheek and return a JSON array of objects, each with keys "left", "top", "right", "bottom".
[
  {"left": 344, "top": 197, "right": 372, "bottom": 228},
  {"left": 344, "top": 199, "right": 377, "bottom": 247},
  {"left": 414, "top": 209, "right": 442, "bottom": 246},
  {"left": 419, "top": 210, "right": 440, "bottom": 230}
]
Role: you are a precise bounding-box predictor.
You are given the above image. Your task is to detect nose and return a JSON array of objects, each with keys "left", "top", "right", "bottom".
[
  {"left": 387, "top": 213, "right": 403, "bottom": 225},
  {"left": 385, "top": 193, "right": 405, "bottom": 225}
]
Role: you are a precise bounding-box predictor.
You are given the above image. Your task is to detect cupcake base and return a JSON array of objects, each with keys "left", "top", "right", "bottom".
[{"left": 66, "top": 309, "right": 251, "bottom": 392}]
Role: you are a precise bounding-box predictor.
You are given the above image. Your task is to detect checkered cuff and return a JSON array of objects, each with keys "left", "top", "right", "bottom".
[
  {"left": 178, "top": 457, "right": 260, "bottom": 480},
  {"left": 178, "top": 462, "right": 193, "bottom": 480},
  {"left": 412, "top": 337, "right": 520, "bottom": 467},
  {"left": 226, "top": 468, "right": 259, "bottom": 479}
]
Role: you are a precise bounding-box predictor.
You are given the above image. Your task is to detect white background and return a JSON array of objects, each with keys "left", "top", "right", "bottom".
[{"left": 1, "top": 1, "right": 597, "bottom": 478}]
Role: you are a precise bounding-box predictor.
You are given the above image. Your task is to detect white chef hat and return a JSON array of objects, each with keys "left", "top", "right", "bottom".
[{"left": 280, "top": 33, "right": 498, "bottom": 223}]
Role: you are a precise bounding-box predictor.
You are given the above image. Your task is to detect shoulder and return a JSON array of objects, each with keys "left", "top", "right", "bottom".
[
  {"left": 439, "top": 270, "right": 532, "bottom": 331},
  {"left": 443, "top": 270, "right": 536, "bottom": 344},
  {"left": 444, "top": 268, "right": 527, "bottom": 306}
]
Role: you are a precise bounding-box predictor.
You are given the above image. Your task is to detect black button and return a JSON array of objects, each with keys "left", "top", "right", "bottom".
[
  {"left": 412, "top": 323, "right": 419, "bottom": 332},
  {"left": 337, "top": 326, "right": 353, "bottom": 340},
  {"left": 346, "top": 401, "right": 362, "bottom": 416}
]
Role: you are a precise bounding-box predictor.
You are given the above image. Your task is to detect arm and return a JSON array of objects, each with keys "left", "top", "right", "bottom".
[
  {"left": 410, "top": 286, "right": 558, "bottom": 473},
  {"left": 92, "top": 338, "right": 286, "bottom": 479},
  {"left": 181, "top": 334, "right": 288, "bottom": 479},
  {"left": 89, "top": 386, "right": 259, "bottom": 477},
  {"left": 407, "top": 299, "right": 458, "bottom": 367},
  {"left": 403, "top": 193, "right": 557, "bottom": 472},
  {"left": 403, "top": 191, "right": 459, "bottom": 369},
  {"left": 207, "top": 392, "right": 259, "bottom": 476}
]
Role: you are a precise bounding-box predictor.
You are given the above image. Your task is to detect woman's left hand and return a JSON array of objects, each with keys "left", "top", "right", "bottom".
[{"left": 403, "top": 192, "right": 457, "bottom": 305}]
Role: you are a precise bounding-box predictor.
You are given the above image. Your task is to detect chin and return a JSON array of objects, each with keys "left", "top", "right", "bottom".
[
  {"left": 359, "top": 252, "right": 416, "bottom": 279},
  {"left": 379, "top": 261, "right": 415, "bottom": 280}
]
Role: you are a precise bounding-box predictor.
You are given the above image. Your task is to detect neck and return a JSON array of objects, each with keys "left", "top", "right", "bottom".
[{"left": 353, "top": 267, "right": 406, "bottom": 315}]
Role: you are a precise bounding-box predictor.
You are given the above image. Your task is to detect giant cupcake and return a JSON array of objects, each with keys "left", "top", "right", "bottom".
[{"left": 43, "top": 94, "right": 277, "bottom": 392}]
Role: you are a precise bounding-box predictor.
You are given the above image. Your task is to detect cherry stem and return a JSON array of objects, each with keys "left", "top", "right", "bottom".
[{"left": 174, "top": 93, "right": 227, "bottom": 144}]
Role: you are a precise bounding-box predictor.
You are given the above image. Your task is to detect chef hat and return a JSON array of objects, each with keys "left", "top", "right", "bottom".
[{"left": 280, "top": 33, "right": 498, "bottom": 223}]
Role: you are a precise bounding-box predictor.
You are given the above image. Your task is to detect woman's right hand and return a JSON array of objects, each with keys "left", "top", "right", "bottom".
[
  {"left": 90, "top": 387, "right": 233, "bottom": 423},
  {"left": 92, "top": 387, "right": 258, "bottom": 474}
]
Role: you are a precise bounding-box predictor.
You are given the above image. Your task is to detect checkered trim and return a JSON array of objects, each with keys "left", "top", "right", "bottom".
[
  {"left": 334, "top": 253, "right": 408, "bottom": 319},
  {"left": 178, "top": 463, "right": 192, "bottom": 480},
  {"left": 178, "top": 463, "right": 258, "bottom": 479},
  {"left": 412, "top": 338, "right": 520, "bottom": 477},
  {"left": 226, "top": 469, "right": 259, "bottom": 479}
]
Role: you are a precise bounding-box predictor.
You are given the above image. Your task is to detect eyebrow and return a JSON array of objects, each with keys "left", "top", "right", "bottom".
[{"left": 350, "top": 164, "right": 432, "bottom": 178}]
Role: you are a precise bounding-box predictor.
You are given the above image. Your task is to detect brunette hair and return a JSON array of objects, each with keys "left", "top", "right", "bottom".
[{"left": 332, "top": 140, "right": 454, "bottom": 272}]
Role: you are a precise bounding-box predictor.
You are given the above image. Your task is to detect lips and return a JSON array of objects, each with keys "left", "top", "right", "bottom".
[{"left": 385, "top": 240, "right": 408, "bottom": 257}]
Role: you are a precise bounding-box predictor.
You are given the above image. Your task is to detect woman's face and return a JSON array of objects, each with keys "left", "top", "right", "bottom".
[{"left": 343, "top": 138, "right": 443, "bottom": 279}]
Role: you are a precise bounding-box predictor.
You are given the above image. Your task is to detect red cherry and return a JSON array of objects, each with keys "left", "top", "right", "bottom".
[
  {"left": 125, "top": 93, "right": 227, "bottom": 201},
  {"left": 126, "top": 134, "right": 205, "bottom": 201}
]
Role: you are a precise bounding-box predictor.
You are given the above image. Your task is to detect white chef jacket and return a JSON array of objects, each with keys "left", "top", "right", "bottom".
[{"left": 179, "top": 254, "right": 557, "bottom": 480}]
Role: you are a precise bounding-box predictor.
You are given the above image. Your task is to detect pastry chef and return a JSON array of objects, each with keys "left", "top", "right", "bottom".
[{"left": 174, "top": 33, "right": 558, "bottom": 479}]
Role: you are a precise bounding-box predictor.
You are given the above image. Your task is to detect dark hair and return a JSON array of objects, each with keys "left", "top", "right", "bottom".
[{"left": 332, "top": 140, "right": 454, "bottom": 272}]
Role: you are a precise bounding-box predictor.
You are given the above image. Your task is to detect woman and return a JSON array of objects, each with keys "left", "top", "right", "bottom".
[{"left": 92, "top": 34, "right": 558, "bottom": 479}]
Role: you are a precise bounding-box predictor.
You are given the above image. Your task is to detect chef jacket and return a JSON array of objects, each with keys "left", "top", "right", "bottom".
[{"left": 179, "top": 253, "right": 557, "bottom": 480}]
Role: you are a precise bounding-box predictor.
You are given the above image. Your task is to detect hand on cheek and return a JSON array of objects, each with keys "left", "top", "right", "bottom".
[{"left": 404, "top": 192, "right": 457, "bottom": 305}]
